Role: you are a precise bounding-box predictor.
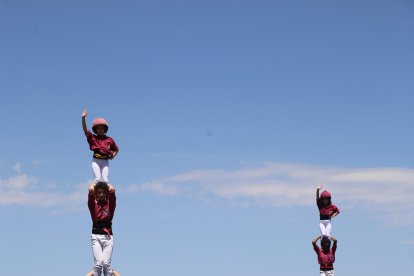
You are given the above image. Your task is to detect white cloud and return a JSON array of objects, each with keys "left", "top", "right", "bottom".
[
  {"left": 0, "top": 174, "right": 38, "bottom": 190},
  {"left": 2, "top": 161, "right": 414, "bottom": 224},
  {"left": 127, "top": 181, "right": 178, "bottom": 195},
  {"left": 0, "top": 173, "right": 87, "bottom": 209},
  {"left": 126, "top": 162, "right": 414, "bottom": 222}
]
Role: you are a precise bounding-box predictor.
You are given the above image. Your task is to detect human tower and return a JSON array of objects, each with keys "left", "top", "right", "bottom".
[
  {"left": 312, "top": 185, "right": 340, "bottom": 276},
  {"left": 82, "top": 110, "right": 120, "bottom": 276},
  {"left": 81, "top": 110, "right": 341, "bottom": 276}
]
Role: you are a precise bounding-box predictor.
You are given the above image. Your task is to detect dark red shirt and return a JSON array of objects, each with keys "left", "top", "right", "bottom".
[
  {"left": 313, "top": 242, "right": 337, "bottom": 270},
  {"left": 88, "top": 191, "right": 116, "bottom": 224},
  {"left": 85, "top": 130, "right": 119, "bottom": 158},
  {"left": 317, "top": 199, "right": 340, "bottom": 220}
]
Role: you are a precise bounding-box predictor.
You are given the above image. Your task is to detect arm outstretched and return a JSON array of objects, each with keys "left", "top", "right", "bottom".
[
  {"left": 82, "top": 110, "right": 88, "bottom": 135},
  {"left": 316, "top": 185, "right": 323, "bottom": 199}
]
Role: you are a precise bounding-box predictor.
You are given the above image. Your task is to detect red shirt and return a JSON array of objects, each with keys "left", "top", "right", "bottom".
[
  {"left": 88, "top": 191, "right": 116, "bottom": 236},
  {"left": 313, "top": 242, "right": 337, "bottom": 270},
  {"left": 317, "top": 199, "right": 340, "bottom": 220},
  {"left": 85, "top": 130, "right": 119, "bottom": 158}
]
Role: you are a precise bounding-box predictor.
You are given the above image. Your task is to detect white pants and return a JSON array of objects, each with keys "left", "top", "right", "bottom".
[
  {"left": 91, "top": 234, "right": 114, "bottom": 276},
  {"left": 319, "top": 220, "right": 332, "bottom": 237},
  {"left": 320, "top": 270, "right": 334, "bottom": 276},
  {"left": 92, "top": 158, "right": 109, "bottom": 183}
]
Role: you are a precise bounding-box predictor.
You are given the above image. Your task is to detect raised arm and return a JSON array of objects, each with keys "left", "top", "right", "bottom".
[
  {"left": 82, "top": 109, "right": 88, "bottom": 134},
  {"left": 88, "top": 182, "right": 96, "bottom": 196},
  {"left": 312, "top": 235, "right": 321, "bottom": 245},
  {"left": 330, "top": 236, "right": 337, "bottom": 252},
  {"left": 316, "top": 185, "right": 323, "bottom": 199},
  {"left": 107, "top": 183, "right": 115, "bottom": 193}
]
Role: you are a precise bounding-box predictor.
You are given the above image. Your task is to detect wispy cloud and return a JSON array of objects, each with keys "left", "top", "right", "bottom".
[
  {"left": 0, "top": 173, "right": 86, "bottom": 209},
  {"left": 0, "top": 173, "right": 37, "bottom": 190},
  {"left": 403, "top": 240, "right": 414, "bottom": 246},
  {"left": 126, "top": 181, "right": 178, "bottom": 195},
  {"left": 126, "top": 162, "right": 414, "bottom": 223},
  {"left": 2, "top": 162, "right": 414, "bottom": 224}
]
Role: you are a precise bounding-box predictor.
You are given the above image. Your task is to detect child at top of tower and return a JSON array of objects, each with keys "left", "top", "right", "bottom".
[
  {"left": 316, "top": 185, "right": 340, "bottom": 237},
  {"left": 82, "top": 110, "right": 119, "bottom": 183},
  {"left": 312, "top": 235, "right": 338, "bottom": 276}
]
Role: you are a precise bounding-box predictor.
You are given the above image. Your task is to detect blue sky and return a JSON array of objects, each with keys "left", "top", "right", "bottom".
[{"left": 1, "top": 0, "right": 413, "bottom": 275}]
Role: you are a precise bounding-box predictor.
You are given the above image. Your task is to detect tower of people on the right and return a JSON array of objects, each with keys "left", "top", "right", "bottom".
[{"left": 312, "top": 185, "right": 340, "bottom": 276}]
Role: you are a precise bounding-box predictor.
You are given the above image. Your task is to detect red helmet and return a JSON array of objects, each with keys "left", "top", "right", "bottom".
[
  {"left": 320, "top": 190, "right": 331, "bottom": 198},
  {"left": 92, "top": 118, "right": 109, "bottom": 133}
]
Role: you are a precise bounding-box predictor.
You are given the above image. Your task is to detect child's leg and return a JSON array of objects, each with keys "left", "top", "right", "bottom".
[
  {"left": 319, "top": 220, "right": 331, "bottom": 237},
  {"left": 92, "top": 158, "right": 102, "bottom": 182},
  {"left": 325, "top": 221, "right": 332, "bottom": 237},
  {"left": 319, "top": 221, "right": 327, "bottom": 237},
  {"left": 101, "top": 160, "right": 109, "bottom": 183},
  {"left": 92, "top": 158, "right": 110, "bottom": 182}
]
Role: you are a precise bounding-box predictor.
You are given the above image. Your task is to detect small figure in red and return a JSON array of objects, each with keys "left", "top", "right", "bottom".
[
  {"left": 316, "top": 185, "right": 340, "bottom": 237},
  {"left": 82, "top": 110, "right": 119, "bottom": 183}
]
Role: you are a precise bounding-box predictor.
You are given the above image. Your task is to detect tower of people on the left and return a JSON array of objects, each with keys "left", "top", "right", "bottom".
[{"left": 82, "top": 110, "right": 120, "bottom": 276}]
